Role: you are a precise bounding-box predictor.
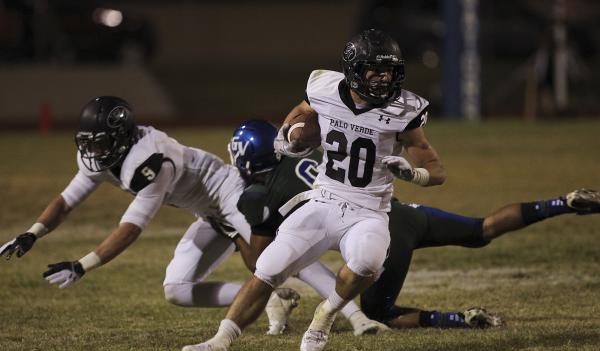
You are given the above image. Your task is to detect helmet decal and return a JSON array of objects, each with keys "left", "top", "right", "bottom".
[
  {"left": 342, "top": 42, "right": 357, "bottom": 62},
  {"left": 229, "top": 135, "right": 251, "bottom": 160},
  {"left": 106, "top": 106, "right": 129, "bottom": 128}
]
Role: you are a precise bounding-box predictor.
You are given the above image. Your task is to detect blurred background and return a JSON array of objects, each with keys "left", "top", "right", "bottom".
[{"left": 1, "top": 0, "right": 599, "bottom": 128}]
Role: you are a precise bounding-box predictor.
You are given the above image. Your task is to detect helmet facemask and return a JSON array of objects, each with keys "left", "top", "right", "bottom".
[
  {"left": 348, "top": 60, "right": 405, "bottom": 107},
  {"left": 75, "top": 129, "right": 131, "bottom": 172}
]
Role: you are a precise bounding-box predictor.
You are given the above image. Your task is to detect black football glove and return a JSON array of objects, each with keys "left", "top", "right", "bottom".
[
  {"left": 43, "top": 261, "right": 86, "bottom": 289},
  {"left": 0, "top": 233, "right": 37, "bottom": 260}
]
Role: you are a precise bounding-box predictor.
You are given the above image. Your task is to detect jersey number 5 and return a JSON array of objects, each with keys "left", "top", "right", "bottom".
[
  {"left": 325, "top": 130, "right": 375, "bottom": 188},
  {"left": 141, "top": 166, "right": 156, "bottom": 181}
]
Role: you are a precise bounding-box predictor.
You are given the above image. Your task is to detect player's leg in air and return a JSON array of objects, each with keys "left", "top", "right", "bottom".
[{"left": 361, "top": 189, "right": 600, "bottom": 329}]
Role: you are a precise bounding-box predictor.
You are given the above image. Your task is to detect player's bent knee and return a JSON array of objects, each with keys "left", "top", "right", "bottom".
[
  {"left": 164, "top": 283, "right": 188, "bottom": 306},
  {"left": 346, "top": 237, "right": 388, "bottom": 277},
  {"left": 253, "top": 271, "right": 280, "bottom": 288},
  {"left": 347, "top": 260, "right": 383, "bottom": 277},
  {"left": 254, "top": 239, "right": 301, "bottom": 288}
]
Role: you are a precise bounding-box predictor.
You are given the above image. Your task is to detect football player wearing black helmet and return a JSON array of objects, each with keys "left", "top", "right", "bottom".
[
  {"left": 191, "top": 29, "right": 446, "bottom": 351},
  {"left": 0, "top": 97, "right": 263, "bottom": 313},
  {"left": 75, "top": 96, "right": 138, "bottom": 172}
]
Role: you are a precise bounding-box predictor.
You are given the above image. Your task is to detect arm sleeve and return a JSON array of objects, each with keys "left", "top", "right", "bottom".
[
  {"left": 120, "top": 162, "right": 174, "bottom": 230},
  {"left": 60, "top": 171, "right": 102, "bottom": 208}
]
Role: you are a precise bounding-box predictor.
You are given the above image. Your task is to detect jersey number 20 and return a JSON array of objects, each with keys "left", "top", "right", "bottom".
[{"left": 325, "top": 130, "right": 375, "bottom": 188}]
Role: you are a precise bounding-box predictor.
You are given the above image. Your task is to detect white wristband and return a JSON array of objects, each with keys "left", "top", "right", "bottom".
[
  {"left": 27, "top": 222, "right": 49, "bottom": 238},
  {"left": 79, "top": 252, "right": 102, "bottom": 272},
  {"left": 410, "top": 168, "right": 430, "bottom": 186}
]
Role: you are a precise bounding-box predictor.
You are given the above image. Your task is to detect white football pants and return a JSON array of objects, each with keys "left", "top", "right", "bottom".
[{"left": 255, "top": 192, "right": 390, "bottom": 288}]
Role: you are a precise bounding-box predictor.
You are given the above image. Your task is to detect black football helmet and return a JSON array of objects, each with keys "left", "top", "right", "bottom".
[
  {"left": 341, "top": 29, "right": 405, "bottom": 107},
  {"left": 75, "top": 96, "right": 138, "bottom": 172}
]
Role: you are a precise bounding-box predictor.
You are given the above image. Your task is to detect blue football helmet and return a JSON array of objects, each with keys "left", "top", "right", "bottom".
[{"left": 228, "top": 120, "right": 280, "bottom": 177}]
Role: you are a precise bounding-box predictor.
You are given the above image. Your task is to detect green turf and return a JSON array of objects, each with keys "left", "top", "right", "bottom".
[{"left": 1, "top": 120, "right": 599, "bottom": 350}]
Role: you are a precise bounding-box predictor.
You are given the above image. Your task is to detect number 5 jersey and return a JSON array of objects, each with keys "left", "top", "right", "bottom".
[{"left": 61, "top": 126, "right": 244, "bottom": 230}]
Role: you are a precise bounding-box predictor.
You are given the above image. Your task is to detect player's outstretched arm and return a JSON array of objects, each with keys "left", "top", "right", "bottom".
[
  {"left": 0, "top": 195, "right": 72, "bottom": 260},
  {"left": 394, "top": 127, "right": 446, "bottom": 186},
  {"left": 43, "top": 222, "right": 142, "bottom": 288},
  {"left": 43, "top": 162, "right": 173, "bottom": 288}
]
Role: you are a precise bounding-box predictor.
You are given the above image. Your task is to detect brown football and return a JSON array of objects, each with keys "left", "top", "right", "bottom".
[{"left": 285, "top": 113, "right": 321, "bottom": 149}]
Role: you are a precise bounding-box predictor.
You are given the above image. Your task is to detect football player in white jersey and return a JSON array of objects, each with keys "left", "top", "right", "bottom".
[
  {"left": 0, "top": 96, "right": 254, "bottom": 308},
  {"left": 183, "top": 29, "right": 446, "bottom": 351}
]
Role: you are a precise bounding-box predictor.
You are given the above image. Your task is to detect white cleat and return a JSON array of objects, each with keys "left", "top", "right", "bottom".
[
  {"left": 463, "top": 307, "right": 503, "bottom": 328},
  {"left": 181, "top": 343, "right": 226, "bottom": 351},
  {"left": 301, "top": 329, "right": 329, "bottom": 351},
  {"left": 265, "top": 288, "right": 300, "bottom": 335},
  {"left": 352, "top": 317, "right": 390, "bottom": 336},
  {"left": 300, "top": 301, "right": 337, "bottom": 351},
  {"left": 566, "top": 189, "right": 600, "bottom": 215}
]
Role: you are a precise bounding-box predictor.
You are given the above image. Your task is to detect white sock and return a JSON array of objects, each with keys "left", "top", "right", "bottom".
[
  {"left": 348, "top": 310, "right": 370, "bottom": 328},
  {"left": 296, "top": 262, "right": 361, "bottom": 319},
  {"left": 207, "top": 319, "right": 241, "bottom": 348},
  {"left": 341, "top": 302, "right": 361, "bottom": 319},
  {"left": 323, "top": 290, "right": 349, "bottom": 314}
]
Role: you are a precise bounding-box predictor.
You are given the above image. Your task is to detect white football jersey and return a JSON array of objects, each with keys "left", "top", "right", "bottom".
[
  {"left": 306, "top": 70, "right": 429, "bottom": 212},
  {"left": 61, "top": 126, "right": 238, "bottom": 228}
]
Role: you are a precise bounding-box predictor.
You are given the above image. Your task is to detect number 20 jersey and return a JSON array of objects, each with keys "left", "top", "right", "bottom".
[{"left": 306, "top": 70, "right": 429, "bottom": 212}]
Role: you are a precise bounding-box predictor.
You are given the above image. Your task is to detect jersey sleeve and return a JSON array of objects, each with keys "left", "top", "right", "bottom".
[
  {"left": 305, "top": 70, "right": 333, "bottom": 103},
  {"left": 128, "top": 153, "right": 164, "bottom": 193},
  {"left": 60, "top": 171, "right": 102, "bottom": 208},
  {"left": 237, "top": 183, "right": 285, "bottom": 238},
  {"left": 237, "top": 184, "right": 270, "bottom": 226},
  {"left": 404, "top": 107, "right": 429, "bottom": 131},
  {"left": 120, "top": 161, "right": 174, "bottom": 229}
]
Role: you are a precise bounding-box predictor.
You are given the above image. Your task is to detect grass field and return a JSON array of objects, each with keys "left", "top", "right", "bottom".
[{"left": 1, "top": 120, "right": 599, "bottom": 351}]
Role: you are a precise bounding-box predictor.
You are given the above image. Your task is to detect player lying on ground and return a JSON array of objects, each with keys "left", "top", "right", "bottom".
[
  {"left": 0, "top": 96, "right": 387, "bottom": 337},
  {"left": 0, "top": 96, "right": 257, "bottom": 308},
  {"left": 229, "top": 119, "right": 600, "bottom": 330},
  {"left": 182, "top": 29, "right": 447, "bottom": 351}
]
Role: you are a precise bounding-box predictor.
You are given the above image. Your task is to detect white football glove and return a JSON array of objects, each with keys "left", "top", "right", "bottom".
[
  {"left": 382, "top": 155, "right": 429, "bottom": 186},
  {"left": 273, "top": 124, "right": 313, "bottom": 158},
  {"left": 43, "top": 261, "right": 85, "bottom": 289}
]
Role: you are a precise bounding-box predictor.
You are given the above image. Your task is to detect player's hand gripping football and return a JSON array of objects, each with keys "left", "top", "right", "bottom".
[
  {"left": 43, "top": 261, "right": 86, "bottom": 288},
  {"left": 0, "top": 233, "right": 37, "bottom": 260},
  {"left": 273, "top": 124, "right": 313, "bottom": 158}
]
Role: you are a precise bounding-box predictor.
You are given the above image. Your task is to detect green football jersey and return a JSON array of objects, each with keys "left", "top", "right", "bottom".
[{"left": 237, "top": 151, "right": 321, "bottom": 237}]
